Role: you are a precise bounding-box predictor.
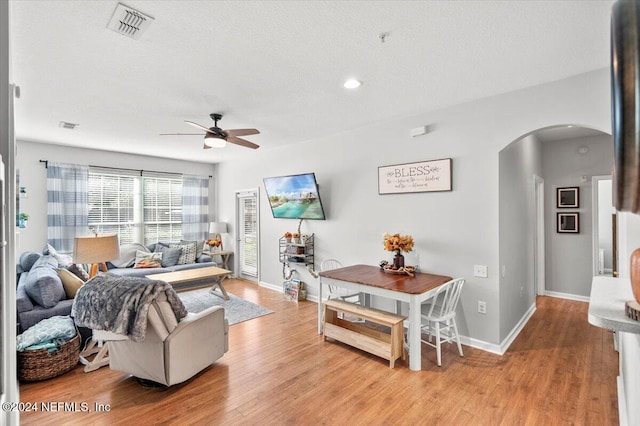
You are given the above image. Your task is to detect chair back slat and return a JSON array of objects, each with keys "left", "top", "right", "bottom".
[
  {"left": 424, "top": 278, "right": 464, "bottom": 319},
  {"left": 321, "top": 259, "right": 344, "bottom": 294}
]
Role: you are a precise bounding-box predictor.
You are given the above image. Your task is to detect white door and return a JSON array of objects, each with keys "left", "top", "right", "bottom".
[{"left": 236, "top": 189, "right": 259, "bottom": 280}]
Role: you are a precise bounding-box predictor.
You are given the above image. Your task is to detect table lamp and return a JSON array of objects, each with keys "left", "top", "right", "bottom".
[
  {"left": 209, "top": 222, "right": 228, "bottom": 251},
  {"left": 74, "top": 234, "right": 120, "bottom": 278}
]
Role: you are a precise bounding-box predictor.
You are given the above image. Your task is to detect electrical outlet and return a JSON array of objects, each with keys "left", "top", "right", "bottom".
[
  {"left": 478, "top": 301, "right": 487, "bottom": 314},
  {"left": 474, "top": 265, "right": 488, "bottom": 278}
]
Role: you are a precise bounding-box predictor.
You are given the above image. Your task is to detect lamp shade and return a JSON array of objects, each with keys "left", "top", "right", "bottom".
[
  {"left": 74, "top": 234, "right": 120, "bottom": 264},
  {"left": 209, "top": 222, "right": 228, "bottom": 234}
]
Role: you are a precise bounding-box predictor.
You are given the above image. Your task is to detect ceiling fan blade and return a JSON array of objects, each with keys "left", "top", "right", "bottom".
[
  {"left": 225, "top": 128, "right": 260, "bottom": 137},
  {"left": 203, "top": 143, "right": 212, "bottom": 150},
  {"left": 160, "top": 133, "right": 204, "bottom": 136},
  {"left": 185, "top": 120, "right": 215, "bottom": 134},
  {"left": 227, "top": 136, "right": 260, "bottom": 149}
]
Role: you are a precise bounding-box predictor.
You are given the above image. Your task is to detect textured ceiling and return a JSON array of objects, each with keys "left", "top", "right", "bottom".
[{"left": 10, "top": 0, "right": 614, "bottom": 163}]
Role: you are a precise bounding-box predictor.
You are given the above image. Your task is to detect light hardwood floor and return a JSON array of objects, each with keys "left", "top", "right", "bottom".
[{"left": 19, "top": 279, "right": 618, "bottom": 425}]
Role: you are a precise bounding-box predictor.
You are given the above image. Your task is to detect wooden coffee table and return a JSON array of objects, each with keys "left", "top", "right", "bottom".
[{"left": 147, "top": 266, "right": 232, "bottom": 300}]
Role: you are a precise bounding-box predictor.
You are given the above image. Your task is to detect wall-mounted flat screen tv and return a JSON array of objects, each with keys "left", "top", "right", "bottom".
[{"left": 263, "top": 173, "right": 326, "bottom": 220}]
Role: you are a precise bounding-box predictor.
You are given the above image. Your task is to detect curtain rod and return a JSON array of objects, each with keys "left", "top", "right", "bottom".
[{"left": 39, "top": 160, "right": 212, "bottom": 178}]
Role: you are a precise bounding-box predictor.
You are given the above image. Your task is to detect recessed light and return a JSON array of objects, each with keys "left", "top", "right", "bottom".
[{"left": 343, "top": 79, "right": 362, "bottom": 89}]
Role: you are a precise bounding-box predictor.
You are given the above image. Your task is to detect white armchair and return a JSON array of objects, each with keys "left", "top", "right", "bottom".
[{"left": 104, "top": 292, "right": 229, "bottom": 386}]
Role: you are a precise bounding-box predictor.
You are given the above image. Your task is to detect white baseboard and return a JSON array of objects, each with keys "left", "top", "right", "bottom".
[
  {"left": 259, "top": 281, "right": 281, "bottom": 293},
  {"left": 544, "top": 290, "right": 589, "bottom": 302},
  {"left": 458, "top": 335, "right": 503, "bottom": 355},
  {"left": 497, "top": 302, "right": 537, "bottom": 355}
]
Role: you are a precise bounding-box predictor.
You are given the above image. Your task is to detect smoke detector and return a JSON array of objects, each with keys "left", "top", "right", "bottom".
[{"left": 107, "top": 3, "right": 154, "bottom": 40}]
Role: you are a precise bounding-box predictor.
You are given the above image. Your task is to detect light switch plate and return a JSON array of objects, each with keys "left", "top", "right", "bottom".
[{"left": 474, "top": 265, "right": 488, "bottom": 278}]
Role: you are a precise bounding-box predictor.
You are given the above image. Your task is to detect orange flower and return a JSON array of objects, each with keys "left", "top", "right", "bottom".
[{"left": 383, "top": 233, "right": 414, "bottom": 253}]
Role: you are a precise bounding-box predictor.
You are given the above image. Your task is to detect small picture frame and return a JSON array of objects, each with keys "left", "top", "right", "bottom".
[
  {"left": 557, "top": 212, "right": 579, "bottom": 233},
  {"left": 557, "top": 187, "right": 579, "bottom": 208}
]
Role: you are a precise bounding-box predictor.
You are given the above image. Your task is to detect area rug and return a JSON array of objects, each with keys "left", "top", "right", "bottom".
[{"left": 178, "top": 288, "right": 273, "bottom": 325}]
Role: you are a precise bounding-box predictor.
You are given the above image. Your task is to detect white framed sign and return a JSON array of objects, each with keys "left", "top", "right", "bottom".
[{"left": 378, "top": 158, "right": 452, "bottom": 194}]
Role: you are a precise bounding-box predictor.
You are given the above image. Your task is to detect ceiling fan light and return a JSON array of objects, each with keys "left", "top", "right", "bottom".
[{"left": 204, "top": 133, "right": 227, "bottom": 148}]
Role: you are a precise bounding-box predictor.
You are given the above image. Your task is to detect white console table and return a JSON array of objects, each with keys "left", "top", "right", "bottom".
[{"left": 588, "top": 276, "right": 640, "bottom": 426}]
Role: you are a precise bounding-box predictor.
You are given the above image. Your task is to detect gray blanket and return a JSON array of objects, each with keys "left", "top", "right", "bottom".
[{"left": 71, "top": 273, "right": 187, "bottom": 342}]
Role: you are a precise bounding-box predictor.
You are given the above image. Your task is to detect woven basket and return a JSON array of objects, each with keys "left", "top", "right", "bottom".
[{"left": 17, "top": 333, "right": 80, "bottom": 382}]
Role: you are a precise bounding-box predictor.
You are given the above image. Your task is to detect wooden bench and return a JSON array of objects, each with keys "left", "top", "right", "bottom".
[{"left": 322, "top": 299, "right": 406, "bottom": 368}]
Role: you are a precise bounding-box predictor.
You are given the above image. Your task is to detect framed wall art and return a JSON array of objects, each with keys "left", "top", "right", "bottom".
[
  {"left": 557, "top": 187, "right": 579, "bottom": 208},
  {"left": 557, "top": 212, "right": 579, "bottom": 233},
  {"left": 378, "top": 158, "right": 452, "bottom": 195}
]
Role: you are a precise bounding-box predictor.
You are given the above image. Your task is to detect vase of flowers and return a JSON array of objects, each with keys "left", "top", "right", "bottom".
[
  {"left": 206, "top": 237, "right": 222, "bottom": 252},
  {"left": 292, "top": 232, "right": 301, "bottom": 244},
  {"left": 284, "top": 231, "right": 292, "bottom": 243},
  {"left": 383, "top": 233, "right": 414, "bottom": 269}
]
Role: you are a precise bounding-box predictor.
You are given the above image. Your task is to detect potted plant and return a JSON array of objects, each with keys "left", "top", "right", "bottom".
[
  {"left": 284, "top": 232, "right": 292, "bottom": 243},
  {"left": 292, "top": 232, "right": 301, "bottom": 244},
  {"left": 18, "top": 212, "right": 29, "bottom": 229}
]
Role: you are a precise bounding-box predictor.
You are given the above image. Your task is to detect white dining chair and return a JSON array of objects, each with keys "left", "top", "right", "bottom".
[
  {"left": 408, "top": 278, "right": 465, "bottom": 367},
  {"left": 320, "top": 259, "right": 363, "bottom": 306}
]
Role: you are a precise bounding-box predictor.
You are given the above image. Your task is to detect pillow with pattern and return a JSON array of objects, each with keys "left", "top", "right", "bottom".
[
  {"left": 133, "top": 250, "right": 163, "bottom": 269},
  {"left": 170, "top": 242, "right": 197, "bottom": 265}
]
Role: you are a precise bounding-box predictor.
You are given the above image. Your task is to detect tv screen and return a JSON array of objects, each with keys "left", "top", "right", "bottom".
[{"left": 263, "top": 173, "right": 326, "bottom": 220}]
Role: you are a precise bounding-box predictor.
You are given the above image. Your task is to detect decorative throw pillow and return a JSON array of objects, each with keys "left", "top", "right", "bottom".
[
  {"left": 42, "top": 243, "right": 72, "bottom": 267},
  {"left": 155, "top": 246, "right": 182, "bottom": 267},
  {"left": 180, "top": 239, "right": 205, "bottom": 258},
  {"left": 57, "top": 268, "right": 84, "bottom": 298},
  {"left": 67, "top": 263, "right": 90, "bottom": 282},
  {"left": 111, "top": 243, "right": 149, "bottom": 268},
  {"left": 134, "top": 250, "right": 163, "bottom": 269},
  {"left": 19, "top": 251, "right": 42, "bottom": 272},
  {"left": 170, "top": 243, "right": 197, "bottom": 265},
  {"left": 24, "top": 255, "right": 65, "bottom": 308}
]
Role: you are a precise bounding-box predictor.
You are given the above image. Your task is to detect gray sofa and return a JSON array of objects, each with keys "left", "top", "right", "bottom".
[
  {"left": 16, "top": 240, "right": 219, "bottom": 332},
  {"left": 16, "top": 251, "right": 84, "bottom": 333},
  {"left": 106, "top": 241, "right": 218, "bottom": 278}
]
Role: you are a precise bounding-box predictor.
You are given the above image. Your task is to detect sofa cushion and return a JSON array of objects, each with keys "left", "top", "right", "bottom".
[
  {"left": 19, "top": 251, "right": 42, "bottom": 272},
  {"left": 24, "top": 255, "right": 65, "bottom": 308},
  {"left": 107, "top": 267, "right": 171, "bottom": 278},
  {"left": 170, "top": 261, "right": 216, "bottom": 272},
  {"left": 180, "top": 239, "right": 205, "bottom": 258},
  {"left": 134, "top": 250, "right": 163, "bottom": 268},
  {"left": 111, "top": 243, "right": 148, "bottom": 268},
  {"left": 170, "top": 242, "right": 197, "bottom": 265},
  {"left": 17, "top": 299, "right": 74, "bottom": 332},
  {"left": 156, "top": 246, "right": 182, "bottom": 267},
  {"left": 57, "top": 268, "right": 84, "bottom": 298},
  {"left": 16, "top": 272, "right": 34, "bottom": 313}
]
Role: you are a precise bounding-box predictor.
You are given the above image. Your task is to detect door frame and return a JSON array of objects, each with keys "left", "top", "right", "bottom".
[
  {"left": 235, "top": 188, "right": 260, "bottom": 281},
  {"left": 533, "top": 174, "right": 545, "bottom": 296}
]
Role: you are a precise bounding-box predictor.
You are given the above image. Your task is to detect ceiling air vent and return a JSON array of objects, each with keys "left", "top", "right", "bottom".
[
  {"left": 58, "top": 121, "right": 79, "bottom": 130},
  {"left": 107, "top": 3, "right": 154, "bottom": 40}
]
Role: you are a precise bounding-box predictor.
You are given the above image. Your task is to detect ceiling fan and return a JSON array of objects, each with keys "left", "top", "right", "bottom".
[{"left": 161, "top": 113, "right": 260, "bottom": 150}]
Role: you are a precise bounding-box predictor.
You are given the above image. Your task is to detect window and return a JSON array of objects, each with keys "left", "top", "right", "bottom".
[
  {"left": 88, "top": 169, "right": 183, "bottom": 245},
  {"left": 143, "top": 177, "right": 182, "bottom": 245}
]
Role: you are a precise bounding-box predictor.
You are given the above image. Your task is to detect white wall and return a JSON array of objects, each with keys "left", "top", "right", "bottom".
[
  {"left": 541, "top": 135, "right": 612, "bottom": 297},
  {"left": 498, "top": 134, "right": 542, "bottom": 340},
  {"left": 217, "top": 68, "right": 611, "bottom": 347},
  {"left": 15, "top": 140, "right": 215, "bottom": 253}
]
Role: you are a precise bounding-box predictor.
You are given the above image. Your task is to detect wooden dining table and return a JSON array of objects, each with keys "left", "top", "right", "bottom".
[{"left": 318, "top": 264, "right": 452, "bottom": 371}]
